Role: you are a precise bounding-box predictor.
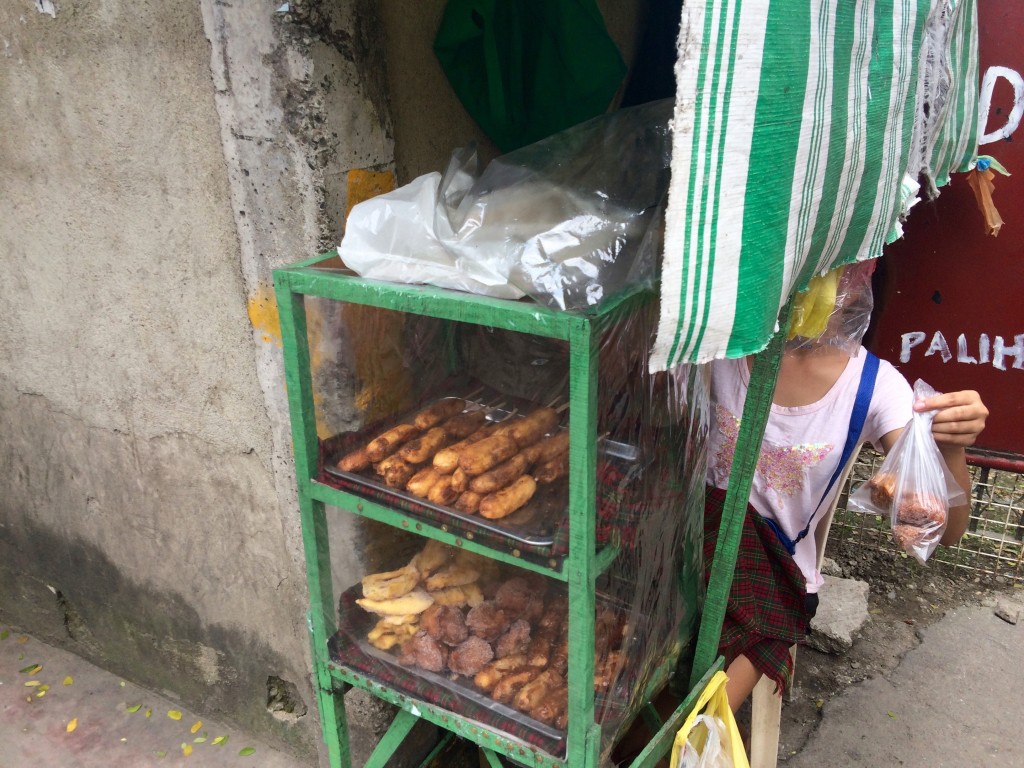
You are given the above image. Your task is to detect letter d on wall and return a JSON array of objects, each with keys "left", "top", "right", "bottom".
[{"left": 979, "top": 66, "right": 1024, "bottom": 145}]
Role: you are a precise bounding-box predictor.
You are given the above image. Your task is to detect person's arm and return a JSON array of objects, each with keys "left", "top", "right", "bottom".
[{"left": 879, "top": 390, "right": 988, "bottom": 546}]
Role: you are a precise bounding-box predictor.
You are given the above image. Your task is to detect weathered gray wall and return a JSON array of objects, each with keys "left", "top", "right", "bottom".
[
  {"left": 0, "top": 0, "right": 646, "bottom": 763},
  {"left": 0, "top": 0, "right": 393, "bottom": 762}
]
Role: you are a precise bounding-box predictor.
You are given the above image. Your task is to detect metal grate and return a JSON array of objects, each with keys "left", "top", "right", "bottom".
[{"left": 829, "top": 448, "right": 1024, "bottom": 585}]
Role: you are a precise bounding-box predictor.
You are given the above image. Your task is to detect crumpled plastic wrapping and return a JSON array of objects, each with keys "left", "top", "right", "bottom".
[
  {"left": 339, "top": 99, "right": 674, "bottom": 312},
  {"left": 309, "top": 287, "right": 707, "bottom": 761},
  {"left": 786, "top": 260, "right": 876, "bottom": 356}
]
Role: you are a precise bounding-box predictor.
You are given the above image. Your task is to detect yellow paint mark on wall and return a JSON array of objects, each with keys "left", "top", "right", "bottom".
[
  {"left": 247, "top": 283, "right": 281, "bottom": 347},
  {"left": 346, "top": 169, "right": 396, "bottom": 220}
]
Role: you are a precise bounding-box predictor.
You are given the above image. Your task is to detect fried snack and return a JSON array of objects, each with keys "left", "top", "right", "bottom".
[
  {"left": 534, "top": 451, "right": 569, "bottom": 484},
  {"left": 458, "top": 434, "right": 519, "bottom": 476},
  {"left": 438, "top": 408, "right": 487, "bottom": 439},
  {"left": 410, "top": 538, "right": 454, "bottom": 575},
  {"left": 525, "top": 636, "right": 552, "bottom": 668},
  {"left": 361, "top": 564, "right": 420, "bottom": 601},
  {"left": 406, "top": 466, "right": 444, "bottom": 499},
  {"left": 491, "top": 668, "right": 538, "bottom": 704},
  {"left": 427, "top": 474, "right": 460, "bottom": 506},
  {"left": 531, "top": 684, "right": 568, "bottom": 726},
  {"left": 379, "top": 613, "right": 420, "bottom": 626},
  {"left": 448, "top": 636, "right": 495, "bottom": 677},
  {"left": 531, "top": 431, "right": 569, "bottom": 464},
  {"left": 473, "top": 654, "right": 529, "bottom": 692},
  {"left": 461, "top": 582, "right": 485, "bottom": 608},
  {"left": 893, "top": 523, "right": 928, "bottom": 549},
  {"left": 450, "top": 468, "right": 470, "bottom": 492},
  {"left": 366, "top": 423, "right": 419, "bottom": 463},
  {"left": 537, "top": 597, "right": 567, "bottom": 634},
  {"left": 367, "top": 632, "right": 407, "bottom": 651},
  {"left": 356, "top": 588, "right": 434, "bottom": 616},
  {"left": 868, "top": 472, "right": 896, "bottom": 509},
  {"left": 424, "top": 561, "right": 480, "bottom": 591},
  {"left": 398, "top": 427, "right": 450, "bottom": 465},
  {"left": 494, "top": 577, "right": 532, "bottom": 617},
  {"left": 469, "top": 452, "right": 532, "bottom": 495},
  {"left": 367, "top": 620, "right": 419, "bottom": 647},
  {"left": 336, "top": 447, "right": 372, "bottom": 473},
  {"left": 429, "top": 586, "right": 468, "bottom": 607},
  {"left": 896, "top": 492, "right": 947, "bottom": 527},
  {"left": 494, "top": 619, "right": 531, "bottom": 659},
  {"left": 515, "top": 669, "right": 563, "bottom": 712},
  {"left": 413, "top": 398, "right": 467, "bottom": 430},
  {"left": 420, "top": 604, "right": 469, "bottom": 646},
  {"left": 466, "top": 601, "right": 510, "bottom": 642},
  {"left": 594, "top": 650, "right": 623, "bottom": 692},
  {"left": 503, "top": 407, "right": 561, "bottom": 448},
  {"left": 453, "top": 491, "right": 482, "bottom": 515},
  {"left": 375, "top": 455, "right": 416, "bottom": 488},
  {"left": 479, "top": 475, "right": 537, "bottom": 520},
  {"left": 398, "top": 631, "right": 448, "bottom": 673},
  {"left": 555, "top": 711, "right": 568, "bottom": 731},
  {"left": 432, "top": 425, "right": 496, "bottom": 472}
]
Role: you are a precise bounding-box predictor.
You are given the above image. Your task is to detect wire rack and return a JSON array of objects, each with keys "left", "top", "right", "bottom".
[{"left": 829, "top": 448, "right": 1024, "bottom": 585}]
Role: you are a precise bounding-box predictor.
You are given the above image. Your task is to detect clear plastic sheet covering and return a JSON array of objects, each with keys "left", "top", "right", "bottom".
[
  {"left": 786, "top": 260, "right": 876, "bottom": 356},
  {"left": 309, "top": 290, "right": 708, "bottom": 761},
  {"left": 338, "top": 99, "right": 673, "bottom": 312}
]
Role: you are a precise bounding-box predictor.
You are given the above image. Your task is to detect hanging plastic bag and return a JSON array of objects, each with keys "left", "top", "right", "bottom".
[
  {"left": 670, "top": 671, "right": 749, "bottom": 768},
  {"left": 848, "top": 379, "right": 967, "bottom": 563}
]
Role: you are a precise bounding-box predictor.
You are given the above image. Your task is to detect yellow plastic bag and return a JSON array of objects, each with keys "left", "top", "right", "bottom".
[{"left": 669, "top": 671, "right": 749, "bottom": 768}]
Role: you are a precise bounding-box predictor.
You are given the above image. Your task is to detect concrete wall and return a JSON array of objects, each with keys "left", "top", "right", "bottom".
[{"left": 0, "top": 0, "right": 646, "bottom": 763}]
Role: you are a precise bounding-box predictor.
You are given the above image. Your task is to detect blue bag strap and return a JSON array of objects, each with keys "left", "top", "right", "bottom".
[{"left": 789, "top": 351, "right": 880, "bottom": 549}]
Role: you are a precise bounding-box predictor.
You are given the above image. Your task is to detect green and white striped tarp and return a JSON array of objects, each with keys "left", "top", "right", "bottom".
[{"left": 651, "top": 0, "right": 979, "bottom": 370}]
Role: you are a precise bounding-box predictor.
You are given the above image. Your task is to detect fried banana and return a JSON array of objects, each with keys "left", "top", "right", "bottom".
[
  {"left": 491, "top": 668, "right": 538, "bottom": 704},
  {"left": 479, "top": 475, "right": 537, "bottom": 519},
  {"left": 365, "top": 423, "right": 419, "bottom": 463},
  {"left": 432, "top": 424, "right": 496, "bottom": 472},
  {"left": 428, "top": 585, "right": 468, "bottom": 607},
  {"left": 361, "top": 564, "right": 420, "bottom": 601},
  {"left": 514, "top": 669, "right": 563, "bottom": 712},
  {"left": 503, "top": 407, "right": 560, "bottom": 448},
  {"left": 458, "top": 433, "right": 519, "bottom": 476},
  {"left": 531, "top": 431, "right": 569, "bottom": 464},
  {"left": 398, "top": 426, "right": 449, "bottom": 465},
  {"left": 451, "top": 467, "right": 470, "bottom": 492},
  {"left": 469, "top": 452, "right": 531, "bottom": 495},
  {"left": 356, "top": 588, "right": 434, "bottom": 616},
  {"left": 413, "top": 398, "right": 467, "bottom": 430},
  {"left": 473, "top": 654, "right": 529, "bottom": 692},
  {"left": 453, "top": 491, "right": 482, "bottom": 515},
  {"left": 375, "top": 455, "right": 416, "bottom": 488},
  {"left": 367, "top": 619, "right": 419, "bottom": 642},
  {"left": 438, "top": 408, "right": 486, "bottom": 439},
  {"left": 427, "top": 474, "right": 460, "bottom": 506},
  {"left": 336, "top": 447, "right": 372, "bottom": 473},
  {"left": 533, "top": 451, "right": 569, "bottom": 484},
  {"left": 406, "top": 466, "right": 444, "bottom": 499}
]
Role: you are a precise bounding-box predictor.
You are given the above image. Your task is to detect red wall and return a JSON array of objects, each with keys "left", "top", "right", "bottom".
[{"left": 870, "top": 2, "right": 1023, "bottom": 461}]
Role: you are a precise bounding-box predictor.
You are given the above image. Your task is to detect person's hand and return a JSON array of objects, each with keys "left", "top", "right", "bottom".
[{"left": 913, "top": 390, "right": 988, "bottom": 448}]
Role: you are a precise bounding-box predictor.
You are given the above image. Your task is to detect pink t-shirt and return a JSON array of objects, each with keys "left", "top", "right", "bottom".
[{"left": 707, "top": 348, "right": 913, "bottom": 593}]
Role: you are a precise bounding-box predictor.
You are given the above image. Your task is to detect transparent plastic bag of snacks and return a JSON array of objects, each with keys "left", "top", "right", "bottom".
[{"left": 848, "top": 379, "right": 966, "bottom": 563}]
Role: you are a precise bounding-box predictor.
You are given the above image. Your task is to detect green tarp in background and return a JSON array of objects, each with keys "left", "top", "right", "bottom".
[{"left": 434, "top": 0, "right": 628, "bottom": 152}]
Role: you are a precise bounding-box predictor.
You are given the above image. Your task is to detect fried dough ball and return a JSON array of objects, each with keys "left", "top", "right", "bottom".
[
  {"left": 397, "top": 630, "right": 448, "bottom": 673},
  {"left": 494, "top": 618, "right": 532, "bottom": 659},
  {"left": 893, "top": 523, "right": 928, "bottom": 550},
  {"left": 494, "top": 577, "right": 532, "bottom": 617},
  {"left": 868, "top": 472, "right": 896, "bottom": 509},
  {"left": 465, "top": 601, "right": 510, "bottom": 643},
  {"left": 896, "top": 492, "right": 947, "bottom": 527},
  {"left": 420, "top": 603, "right": 469, "bottom": 647},
  {"left": 448, "top": 635, "right": 495, "bottom": 678}
]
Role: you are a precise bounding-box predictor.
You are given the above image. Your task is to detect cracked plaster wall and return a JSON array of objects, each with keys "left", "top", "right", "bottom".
[{"left": 0, "top": 0, "right": 393, "bottom": 762}]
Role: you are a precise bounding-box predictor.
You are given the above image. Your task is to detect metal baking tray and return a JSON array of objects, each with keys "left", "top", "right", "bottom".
[{"left": 324, "top": 396, "right": 639, "bottom": 548}]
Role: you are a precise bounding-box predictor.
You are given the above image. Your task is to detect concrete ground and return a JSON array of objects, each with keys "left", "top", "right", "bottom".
[
  {"left": 4, "top": 601, "right": 1021, "bottom": 768},
  {"left": 0, "top": 629, "right": 299, "bottom": 768},
  {"left": 785, "top": 602, "right": 1023, "bottom": 768}
]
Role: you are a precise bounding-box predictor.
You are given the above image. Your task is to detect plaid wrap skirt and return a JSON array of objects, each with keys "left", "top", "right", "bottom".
[{"left": 703, "top": 485, "right": 812, "bottom": 694}]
